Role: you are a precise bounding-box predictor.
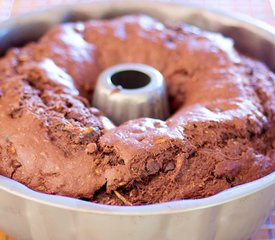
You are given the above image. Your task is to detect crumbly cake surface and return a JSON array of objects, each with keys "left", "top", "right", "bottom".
[{"left": 0, "top": 15, "right": 274, "bottom": 205}]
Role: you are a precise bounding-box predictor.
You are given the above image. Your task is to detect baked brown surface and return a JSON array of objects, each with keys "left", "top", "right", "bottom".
[{"left": 0, "top": 15, "right": 274, "bottom": 205}]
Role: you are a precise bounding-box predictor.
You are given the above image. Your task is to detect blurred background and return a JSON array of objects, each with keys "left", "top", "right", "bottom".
[
  {"left": 0, "top": 0, "right": 275, "bottom": 26},
  {"left": 0, "top": 0, "right": 274, "bottom": 240}
]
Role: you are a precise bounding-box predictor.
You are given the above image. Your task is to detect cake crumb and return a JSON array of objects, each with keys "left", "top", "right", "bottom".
[{"left": 85, "top": 143, "right": 98, "bottom": 154}]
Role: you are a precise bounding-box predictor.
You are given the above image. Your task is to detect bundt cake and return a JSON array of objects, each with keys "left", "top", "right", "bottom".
[{"left": 0, "top": 15, "right": 274, "bottom": 205}]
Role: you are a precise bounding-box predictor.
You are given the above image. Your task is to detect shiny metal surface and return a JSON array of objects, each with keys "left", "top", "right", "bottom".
[
  {"left": 93, "top": 63, "right": 169, "bottom": 124},
  {"left": 0, "top": 1, "right": 274, "bottom": 71},
  {"left": 0, "top": 1, "right": 274, "bottom": 240}
]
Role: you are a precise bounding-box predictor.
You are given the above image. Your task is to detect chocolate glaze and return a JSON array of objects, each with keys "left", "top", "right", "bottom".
[{"left": 0, "top": 15, "right": 274, "bottom": 205}]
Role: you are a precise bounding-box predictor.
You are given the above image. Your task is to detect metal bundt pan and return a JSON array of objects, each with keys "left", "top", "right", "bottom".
[{"left": 0, "top": 1, "right": 274, "bottom": 239}]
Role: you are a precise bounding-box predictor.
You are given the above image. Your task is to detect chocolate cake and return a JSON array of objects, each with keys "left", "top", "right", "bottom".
[{"left": 0, "top": 15, "right": 274, "bottom": 205}]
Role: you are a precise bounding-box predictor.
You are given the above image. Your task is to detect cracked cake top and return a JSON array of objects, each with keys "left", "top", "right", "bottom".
[{"left": 0, "top": 15, "right": 274, "bottom": 205}]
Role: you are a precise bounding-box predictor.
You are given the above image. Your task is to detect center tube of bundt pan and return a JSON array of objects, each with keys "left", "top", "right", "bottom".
[{"left": 92, "top": 63, "right": 170, "bottom": 125}]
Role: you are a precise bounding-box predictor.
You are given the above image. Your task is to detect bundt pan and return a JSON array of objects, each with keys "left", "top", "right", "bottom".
[{"left": 0, "top": 1, "right": 274, "bottom": 239}]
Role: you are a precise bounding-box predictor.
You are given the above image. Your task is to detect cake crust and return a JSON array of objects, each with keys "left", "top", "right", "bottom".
[{"left": 0, "top": 15, "right": 274, "bottom": 205}]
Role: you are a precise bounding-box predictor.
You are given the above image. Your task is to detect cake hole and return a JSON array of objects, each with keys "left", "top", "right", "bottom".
[{"left": 111, "top": 70, "right": 150, "bottom": 89}]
